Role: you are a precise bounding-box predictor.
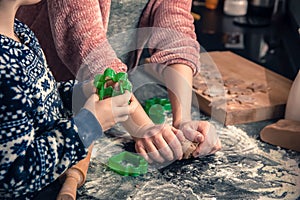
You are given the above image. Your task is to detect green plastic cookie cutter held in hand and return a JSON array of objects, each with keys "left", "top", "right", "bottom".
[
  {"left": 93, "top": 68, "right": 132, "bottom": 100},
  {"left": 108, "top": 151, "right": 148, "bottom": 176}
]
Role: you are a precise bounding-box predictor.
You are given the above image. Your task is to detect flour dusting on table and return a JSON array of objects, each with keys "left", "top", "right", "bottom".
[{"left": 78, "top": 110, "right": 300, "bottom": 200}]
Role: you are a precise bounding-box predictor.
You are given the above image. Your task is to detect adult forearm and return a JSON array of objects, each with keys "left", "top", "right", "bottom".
[
  {"left": 121, "top": 95, "right": 154, "bottom": 138},
  {"left": 163, "top": 64, "right": 193, "bottom": 128}
]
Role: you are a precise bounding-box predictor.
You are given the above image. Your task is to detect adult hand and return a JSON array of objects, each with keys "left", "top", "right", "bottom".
[
  {"left": 179, "top": 121, "right": 221, "bottom": 157},
  {"left": 133, "top": 124, "right": 183, "bottom": 163}
]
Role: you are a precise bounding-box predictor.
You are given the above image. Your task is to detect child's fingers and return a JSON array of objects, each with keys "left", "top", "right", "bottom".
[
  {"left": 90, "top": 93, "right": 100, "bottom": 101},
  {"left": 85, "top": 94, "right": 100, "bottom": 108},
  {"left": 111, "top": 91, "right": 132, "bottom": 106},
  {"left": 128, "top": 95, "right": 139, "bottom": 113},
  {"left": 114, "top": 115, "right": 129, "bottom": 123},
  {"left": 112, "top": 106, "right": 131, "bottom": 118}
]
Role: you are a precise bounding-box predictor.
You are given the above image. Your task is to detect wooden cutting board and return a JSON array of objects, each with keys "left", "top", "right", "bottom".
[{"left": 192, "top": 51, "right": 293, "bottom": 125}]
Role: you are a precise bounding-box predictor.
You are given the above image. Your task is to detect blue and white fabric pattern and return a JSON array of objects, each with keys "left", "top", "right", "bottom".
[{"left": 0, "top": 19, "right": 102, "bottom": 199}]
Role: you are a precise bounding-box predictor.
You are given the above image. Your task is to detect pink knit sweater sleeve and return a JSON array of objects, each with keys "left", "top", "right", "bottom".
[
  {"left": 141, "top": 0, "right": 200, "bottom": 75},
  {"left": 47, "top": 0, "right": 127, "bottom": 79}
]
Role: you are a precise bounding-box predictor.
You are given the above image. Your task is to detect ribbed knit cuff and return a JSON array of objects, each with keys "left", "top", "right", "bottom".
[
  {"left": 74, "top": 108, "right": 103, "bottom": 147},
  {"left": 82, "top": 39, "right": 128, "bottom": 77}
]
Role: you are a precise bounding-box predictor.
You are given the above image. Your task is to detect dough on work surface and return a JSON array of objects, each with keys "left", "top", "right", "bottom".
[{"left": 181, "top": 139, "right": 199, "bottom": 159}]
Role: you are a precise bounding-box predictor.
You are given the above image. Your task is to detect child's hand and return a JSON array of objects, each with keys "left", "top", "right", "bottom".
[
  {"left": 72, "top": 80, "right": 97, "bottom": 114},
  {"left": 84, "top": 91, "right": 136, "bottom": 131},
  {"left": 179, "top": 121, "right": 221, "bottom": 157},
  {"left": 82, "top": 80, "right": 96, "bottom": 97},
  {"left": 133, "top": 124, "right": 183, "bottom": 163}
]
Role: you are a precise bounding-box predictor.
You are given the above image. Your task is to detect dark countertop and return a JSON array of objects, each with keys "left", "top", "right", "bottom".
[
  {"left": 77, "top": 67, "right": 300, "bottom": 200},
  {"left": 192, "top": 0, "right": 300, "bottom": 80}
]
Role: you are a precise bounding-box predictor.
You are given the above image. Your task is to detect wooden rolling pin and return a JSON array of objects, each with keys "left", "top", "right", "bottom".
[{"left": 57, "top": 145, "right": 93, "bottom": 200}]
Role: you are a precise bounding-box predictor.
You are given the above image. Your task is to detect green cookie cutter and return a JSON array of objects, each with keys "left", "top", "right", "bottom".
[
  {"left": 94, "top": 68, "right": 132, "bottom": 100},
  {"left": 143, "top": 97, "right": 172, "bottom": 124},
  {"left": 108, "top": 151, "right": 148, "bottom": 176}
]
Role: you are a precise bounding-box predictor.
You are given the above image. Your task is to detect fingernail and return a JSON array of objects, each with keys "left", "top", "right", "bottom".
[{"left": 196, "top": 135, "right": 203, "bottom": 143}]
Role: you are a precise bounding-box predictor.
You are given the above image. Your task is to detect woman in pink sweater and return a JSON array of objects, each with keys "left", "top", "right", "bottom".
[{"left": 17, "top": 0, "right": 221, "bottom": 164}]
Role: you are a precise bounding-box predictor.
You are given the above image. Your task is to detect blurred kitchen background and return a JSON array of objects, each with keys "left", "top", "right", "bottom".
[{"left": 192, "top": 0, "right": 300, "bottom": 80}]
